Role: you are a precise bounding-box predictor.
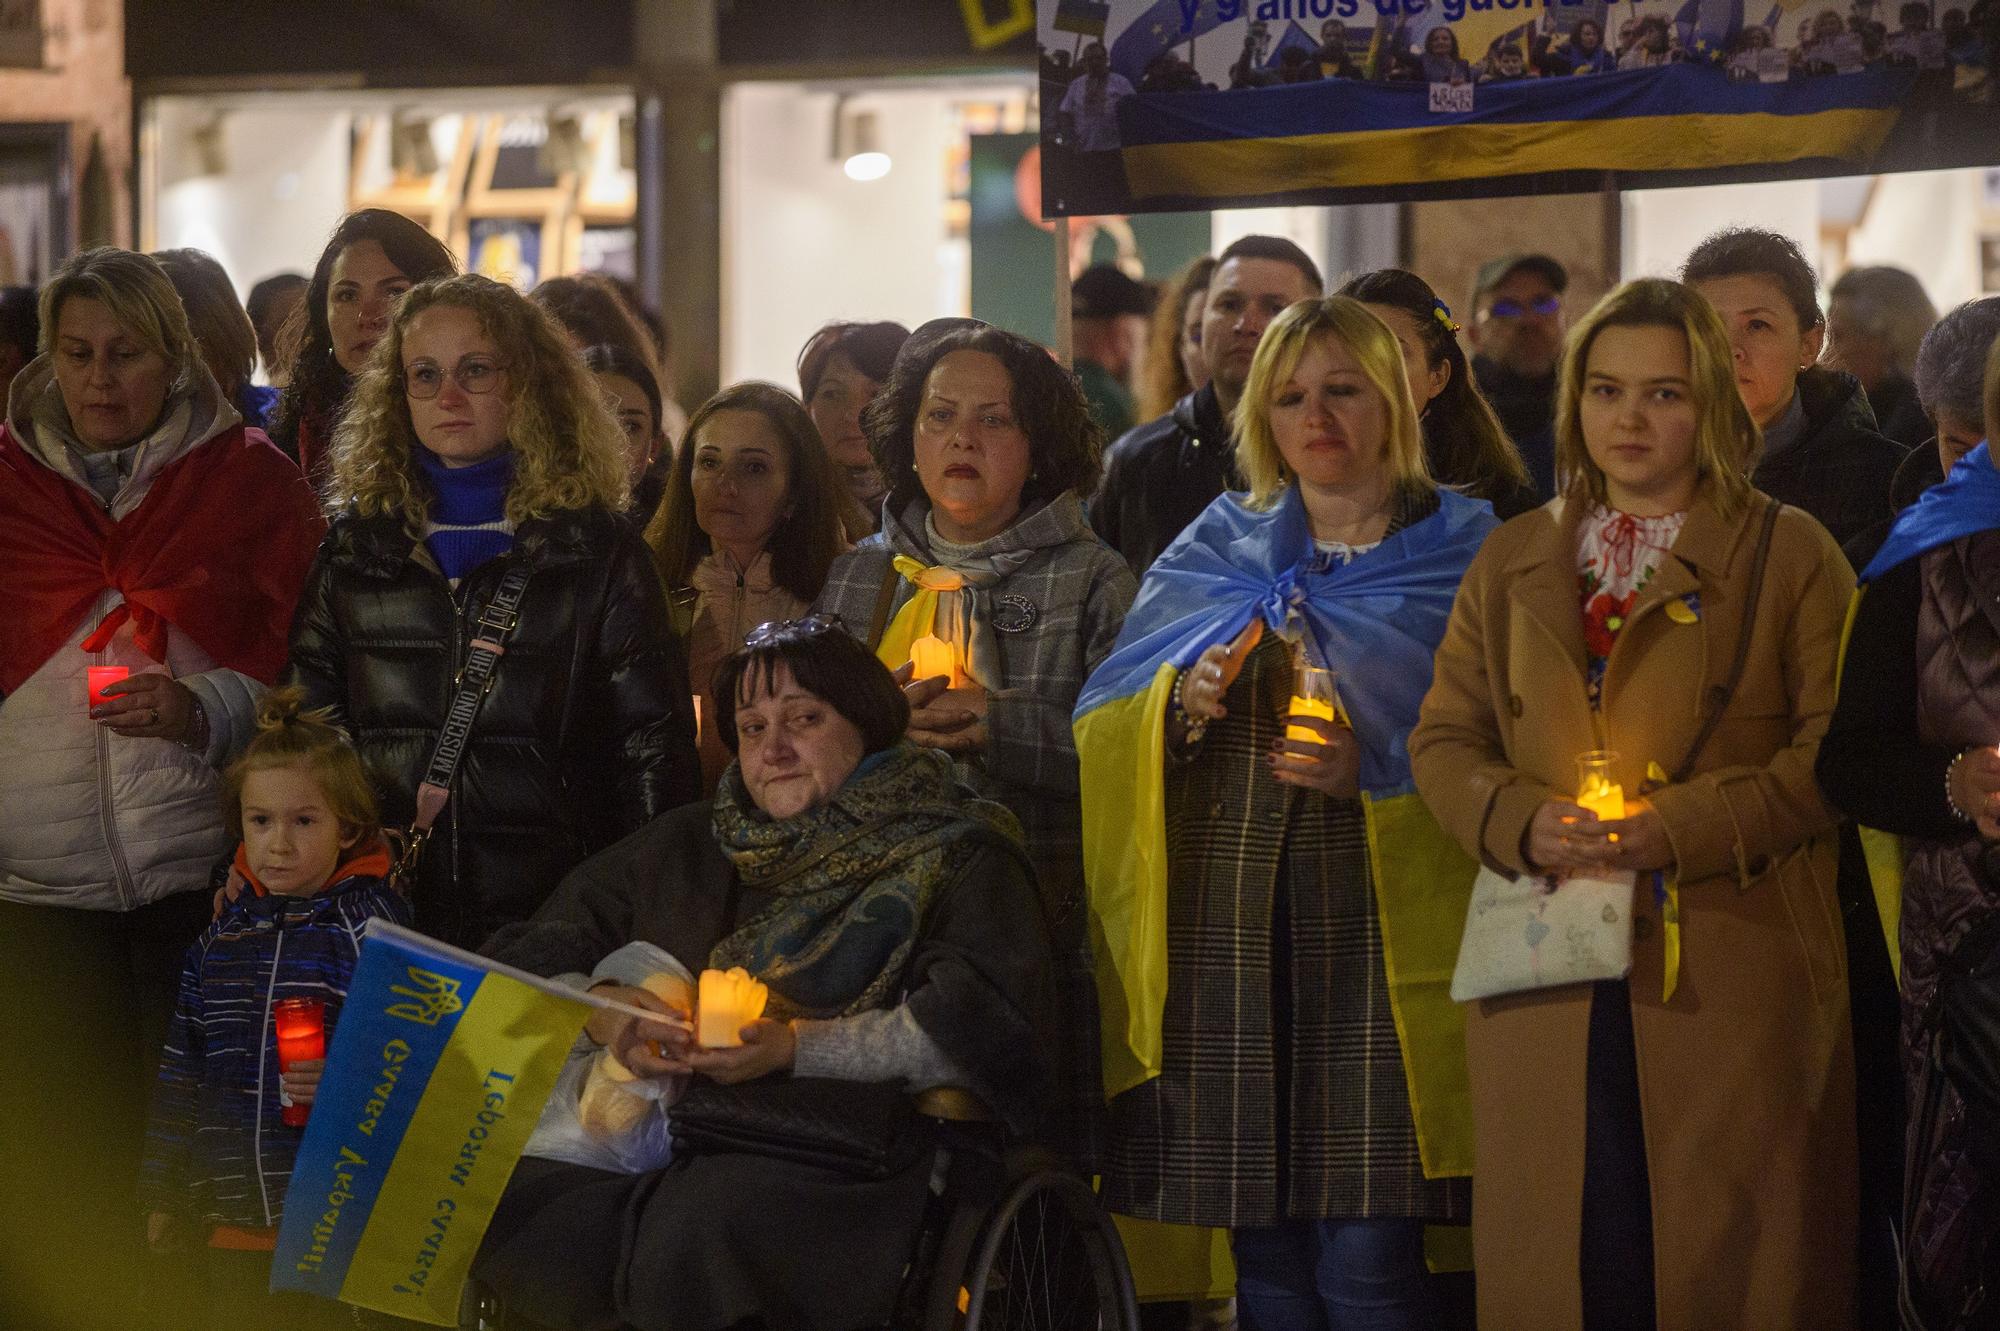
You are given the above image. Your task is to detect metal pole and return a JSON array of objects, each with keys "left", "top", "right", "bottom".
[{"left": 1054, "top": 214, "right": 1073, "bottom": 368}]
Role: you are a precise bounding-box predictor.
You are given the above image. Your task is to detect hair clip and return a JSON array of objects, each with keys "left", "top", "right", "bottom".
[{"left": 1432, "top": 300, "right": 1461, "bottom": 335}]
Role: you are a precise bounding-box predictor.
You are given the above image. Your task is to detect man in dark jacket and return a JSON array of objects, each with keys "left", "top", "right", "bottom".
[
  {"left": 1090, "top": 234, "right": 1323, "bottom": 574},
  {"left": 1468, "top": 252, "right": 1568, "bottom": 499},
  {"left": 1685, "top": 228, "right": 1908, "bottom": 550}
]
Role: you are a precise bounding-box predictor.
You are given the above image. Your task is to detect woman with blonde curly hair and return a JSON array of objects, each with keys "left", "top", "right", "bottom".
[{"left": 288, "top": 273, "right": 700, "bottom": 948}]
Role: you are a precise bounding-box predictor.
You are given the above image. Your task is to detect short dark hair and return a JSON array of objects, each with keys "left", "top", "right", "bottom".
[
  {"left": 1913, "top": 297, "right": 2000, "bottom": 429},
  {"left": 530, "top": 274, "right": 655, "bottom": 367},
  {"left": 0, "top": 285, "right": 38, "bottom": 359},
  {"left": 1215, "top": 234, "right": 1325, "bottom": 295},
  {"left": 582, "top": 341, "right": 663, "bottom": 434},
  {"left": 710, "top": 617, "right": 910, "bottom": 756},
  {"left": 863, "top": 324, "right": 1104, "bottom": 513},
  {"left": 797, "top": 320, "right": 912, "bottom": 401},
  {"left": 1681, "top": 227, "right": 1823, "bottom": 331}
]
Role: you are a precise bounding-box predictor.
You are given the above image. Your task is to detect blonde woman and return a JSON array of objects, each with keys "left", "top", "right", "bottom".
[
  {"left": 1079, "top": 296, "right": 1496, "bottom": 1327},
  {"left": 288, "top": 274, "right": 699, "bottom": 949},
  {"left": 1410, "top": 279, "right": 1857, "bottom": 1330}
]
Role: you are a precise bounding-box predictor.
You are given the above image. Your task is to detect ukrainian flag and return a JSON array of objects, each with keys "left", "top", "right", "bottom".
[
  {"left": 1115, "top": 61, "right": 1913, "bottom": 203},
  {"left": 1075, "top": 484, "right": 1496, "bottom": 1179},
  {"left": 271, "top": 921, "right": 598, "bottom": 1326}
]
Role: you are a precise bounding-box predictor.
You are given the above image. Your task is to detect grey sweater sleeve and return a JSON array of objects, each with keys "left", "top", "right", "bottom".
[{"left": 790, "top": 1005, "right": 970, "bottom": 1091}]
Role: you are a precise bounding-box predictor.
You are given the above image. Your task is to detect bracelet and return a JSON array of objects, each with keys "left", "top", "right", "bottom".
[
  {"left": 1947, "top": 748, "right": 1977, "bottom": 823},
  {"left": 1170, "top": 671, "right": 1208, "bottom": 745}
]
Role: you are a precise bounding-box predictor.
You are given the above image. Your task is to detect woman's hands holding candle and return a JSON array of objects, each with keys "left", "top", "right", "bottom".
[
  {"left": 686, "top": 1019, "right": 797, "bottom": 1084},
  {"left": 91, "top": 672, "right": 200, "bottom": 743},
  {"left": 895, "top": 664, "right": 989, "bottom": 754},
  {"left": 1527, "top": 797, "right": 1674, "bottom": 874},
  {"left": 280, "top": 1057, "right": 324, "bottom": 1109},
  {"left": 1269, "top": 714, "right": 1360, "bottom": 797},
  {"left": 1181, "top": 619, "right": 1265, "bottom": 722},
  {"left": 588, "top": 982, "right": 695, "bottom": 1077}
]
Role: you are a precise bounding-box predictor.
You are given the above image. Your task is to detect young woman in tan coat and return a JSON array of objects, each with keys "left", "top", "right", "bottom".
[{"left": 1410, "top": 279, "right": 1859, "bottom": 1331}]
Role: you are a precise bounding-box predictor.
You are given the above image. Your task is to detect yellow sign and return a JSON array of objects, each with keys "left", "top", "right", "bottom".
[{"left": 960, "top": 0, "right": 1033, "bottom": 49}]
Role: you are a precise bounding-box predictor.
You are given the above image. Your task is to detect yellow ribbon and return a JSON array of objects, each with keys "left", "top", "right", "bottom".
[
  {"left": 1647, "top": 759, "right": 1682, "bottom": 1002},
  {"left": 874, "top": 555, "right": 965, "bottom": 669}
]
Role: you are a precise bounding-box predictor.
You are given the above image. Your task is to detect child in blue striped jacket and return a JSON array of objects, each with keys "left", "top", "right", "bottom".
[{"left": 140, "top": 687, "right": 410, "bottom": 1328}]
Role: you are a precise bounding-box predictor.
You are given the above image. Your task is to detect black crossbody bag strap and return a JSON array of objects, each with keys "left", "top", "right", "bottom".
[
  {"left": 392, "top": 562, "right": 534, "bottom": 883},
  {"left": 1659, "top": 496, "right": 1784, "bottom": 788}
]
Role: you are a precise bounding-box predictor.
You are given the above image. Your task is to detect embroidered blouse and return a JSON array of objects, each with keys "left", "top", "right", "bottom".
[{"left": 1577, "top": 505, "right": 1687, "bottom": 708}]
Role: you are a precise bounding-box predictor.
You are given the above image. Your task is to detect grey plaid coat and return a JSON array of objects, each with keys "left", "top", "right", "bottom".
[{"left": 816, "top": 491, "right": 1136, "bottom": 1160}]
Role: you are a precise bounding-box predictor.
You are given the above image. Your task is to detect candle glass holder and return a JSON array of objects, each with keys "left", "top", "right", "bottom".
[
  {"left": 1576, "top": 750, "right": 1626, "bottom": 839},
  {"left": 909, "top": 634, "right": 956, "bottom": 687},
  {"left": 1286, "top": 662, "right": 1339, "bottom": 746},
  {"left": 696, "top": 967, "right": 770, "bottom": 1048},
  {"left": 86, "top": 665, "right": 129, "bottom": 708},
  {"left": 272, "top": 996, "right": 326, "bottom": 1127}
]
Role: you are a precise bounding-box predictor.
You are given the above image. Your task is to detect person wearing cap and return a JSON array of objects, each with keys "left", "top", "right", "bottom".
[
  {"left": 1072, "top": 264, "right": 1154, "bottom": 442},
  {"left": 1092, "top": 235, "right": 1325, "bottom": 574},
  {"left": 1468, "top": 253, "right": 1569, "bottom": 500}
]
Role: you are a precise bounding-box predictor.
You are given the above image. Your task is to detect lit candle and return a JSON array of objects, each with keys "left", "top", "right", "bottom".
[
  {"left": 909, "top": 634, "right": 955, "bottom": 686},
  {"left": 272, "top": 996, "right": 326, "bottom": 1127},
  {"left": 1287, "top": 663, "right": 1339, "bottom": 745},
  {"left": 86, "top": 665, "right": 129, "bottom": 708},
  {"left": 1576, "top": 749, "right": 1625, "bottom": 840},
  {"left": 696, "top": 966, "right": 770, "bottom": 1048}
]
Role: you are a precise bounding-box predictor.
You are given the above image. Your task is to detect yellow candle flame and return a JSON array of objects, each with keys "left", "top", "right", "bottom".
[
  {"left": 1286, "top": 695, "right": 1337, "bottom": 745},
  {"left": 909, "top": 635, "right": 954, "bottom": 685},
  {"left": 696, "top": 967, "right": 769, "bottom": 1048}
]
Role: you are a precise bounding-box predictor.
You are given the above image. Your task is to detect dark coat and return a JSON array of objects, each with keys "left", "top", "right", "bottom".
[
  {"left": 286, "top": 506, "right": 699, "bottom": 948},
  {"left": 475, "top": 798, "right": 1060, "bottom": 1331},
  {"left": 1842, "top": 441, "right": 1944, "bottom": 571},
  {"left": 1090, "top": 383, "right": 1238, "bottom": 575},
  {"left": 1754, "top": 366, "right": 1908, "bottom": 550}
]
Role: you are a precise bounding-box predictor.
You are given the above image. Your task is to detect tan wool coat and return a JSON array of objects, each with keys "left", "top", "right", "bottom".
[{"left": 1409, "top": 486, "right": 1859, "bottom": 1331}]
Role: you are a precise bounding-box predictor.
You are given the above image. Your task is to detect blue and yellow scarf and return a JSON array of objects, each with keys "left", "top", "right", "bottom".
[{"left": 1074, "top": 483, "right": 1497, "bottom": 1177}]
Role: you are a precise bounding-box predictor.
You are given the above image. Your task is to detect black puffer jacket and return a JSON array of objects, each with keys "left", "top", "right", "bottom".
[
  {"left": 287, "top": 507, "right": 700, "bottom": 947},
  {"left": 1090, "top": 383, "right": 1238, "bottom": 575},
  {"left": 1753, "top": 366, "right": 1908, "bottom": 550}
]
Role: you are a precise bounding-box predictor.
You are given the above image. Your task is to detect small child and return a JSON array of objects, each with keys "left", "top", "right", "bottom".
[{"left": 139, "top": 688, "right": 410, "bottom": 1329}]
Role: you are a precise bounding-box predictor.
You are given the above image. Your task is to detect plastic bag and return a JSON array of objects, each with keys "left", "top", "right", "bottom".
[{"left": 521, "top": 943, "right": 692, "bottom": 1174}]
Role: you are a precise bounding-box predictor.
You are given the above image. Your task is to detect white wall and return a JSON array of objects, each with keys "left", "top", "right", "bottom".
[
  {"left": 151, "top": 98, "right": 351, "bottom": 303},
  {"left": 721, "top": 83, "right": 966, "bottom": 388},
  {"left": 1621, "top": 179, "right": 1823, "bottom": 281},
  {"left": 1844, "top": 168, "right": 1986, "bottom": 310}
]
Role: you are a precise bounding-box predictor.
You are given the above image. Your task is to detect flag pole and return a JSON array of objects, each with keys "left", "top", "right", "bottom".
[{"left": 1055, "top": 214, "right": 1074, "bottom": 368}]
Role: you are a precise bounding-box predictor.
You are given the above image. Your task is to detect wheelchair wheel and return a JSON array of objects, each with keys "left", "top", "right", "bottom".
[{"left": 954, "top": 1160, "right": 1139, "bottom": 1331}]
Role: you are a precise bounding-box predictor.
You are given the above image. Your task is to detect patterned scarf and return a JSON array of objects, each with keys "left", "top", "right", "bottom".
[{"left": 708, "top": 742, "right": 1023, "bottom": 1020}]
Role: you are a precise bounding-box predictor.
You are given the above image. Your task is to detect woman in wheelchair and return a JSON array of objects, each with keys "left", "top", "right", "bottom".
[{"left": 473, "top": 617, "right": 1062, "bottom": 1331}]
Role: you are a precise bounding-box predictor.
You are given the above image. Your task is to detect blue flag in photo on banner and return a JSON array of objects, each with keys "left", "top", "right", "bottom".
[
  {"left": 270, "top": 921, "right": 597, "bottom": 1326},
  {"left": 1264, "top": 19, "right": 1323, "bottom": 69},
  {"left": 1675, "top": 0, "right": 1745, "bottom": 60},
  {"left": 1110, "top": 0, "right": 1230, "bottom": 80}
]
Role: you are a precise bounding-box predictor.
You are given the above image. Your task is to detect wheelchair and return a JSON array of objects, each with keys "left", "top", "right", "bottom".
[
  {"left": 460, "top": 1085, "right": 1141, "bottom": 1331},
  {"left": 894, "top": 1087, "right": 1141, "bottom": 1331}
]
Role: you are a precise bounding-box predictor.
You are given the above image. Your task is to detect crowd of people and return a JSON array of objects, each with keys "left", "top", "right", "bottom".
[{"left": 0, "top": 208, "right": 1996, "bottom": 1331}]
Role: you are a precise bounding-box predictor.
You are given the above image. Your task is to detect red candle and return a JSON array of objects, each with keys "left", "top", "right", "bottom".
[
  {"left": 86, "top": 666, "right": 129, "bottom": 708},
  {"left": 273, "top": 997, "right": 326, "bottom": 1127}
]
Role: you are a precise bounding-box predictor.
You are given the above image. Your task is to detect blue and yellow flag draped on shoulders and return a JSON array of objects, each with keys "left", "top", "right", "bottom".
[
  {"left": 1074, "top": 484, "right": 1496, "bottom": 1179},
  {"left": 272, "top": 921, "right": 593, "bottom": 1326},
  {"left": 1841, "top": 443, "right": 2000, "bottom": 978}
]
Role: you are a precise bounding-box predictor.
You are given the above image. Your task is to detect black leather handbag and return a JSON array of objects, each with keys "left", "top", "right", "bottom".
[{"left": 670, "top": 1075, "right": 927, "bottom": 1180}]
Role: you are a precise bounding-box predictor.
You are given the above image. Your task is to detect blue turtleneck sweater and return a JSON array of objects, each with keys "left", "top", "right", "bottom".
[{"left": 417, "top": 447, "right": 515, "bottom": 582}]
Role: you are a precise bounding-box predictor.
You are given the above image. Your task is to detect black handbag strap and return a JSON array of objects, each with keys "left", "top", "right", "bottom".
[
  {"left": 396, "top": 562, "right": 533, "bottom": 877},
  {"left": 1664, "top": 496, "right": 1783, "bottom": 787}
]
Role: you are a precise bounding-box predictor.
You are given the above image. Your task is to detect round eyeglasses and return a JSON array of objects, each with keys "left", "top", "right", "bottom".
[{"left": 403, "top": 357, "right": 509, "bottom": 400}]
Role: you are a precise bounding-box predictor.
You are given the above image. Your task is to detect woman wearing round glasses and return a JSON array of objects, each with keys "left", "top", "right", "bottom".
[{"left": 287, "top": 274, "right": 701, "bottom": 949}]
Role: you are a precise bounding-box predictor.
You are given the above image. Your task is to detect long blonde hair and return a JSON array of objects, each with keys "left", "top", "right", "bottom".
[
  {"left": 1232, "top": 295, "right": 1433, "bottom": 510},
  {"left": 1555, "top": 279, "right": 1756, "bottom": 519},
  {"left": 329, "top": 273, "right": 629, "bottom": 531}
]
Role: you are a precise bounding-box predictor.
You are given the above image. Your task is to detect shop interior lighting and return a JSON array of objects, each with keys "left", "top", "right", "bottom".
[{"left": 835, "top": 100, "right": 891, "bottom": 182}]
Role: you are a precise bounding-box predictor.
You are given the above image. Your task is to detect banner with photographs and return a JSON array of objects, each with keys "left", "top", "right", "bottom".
[{"left": 1037, "top": 0, "right": 2000, "bottom": 214}]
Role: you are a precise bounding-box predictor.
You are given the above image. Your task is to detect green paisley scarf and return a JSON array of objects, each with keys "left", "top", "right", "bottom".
[{"left": 708, "top": 742, "right": 1023, "bottom": 1020}]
